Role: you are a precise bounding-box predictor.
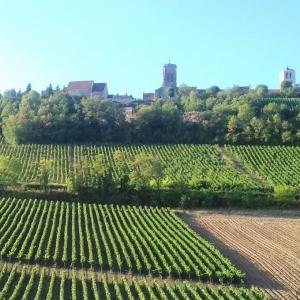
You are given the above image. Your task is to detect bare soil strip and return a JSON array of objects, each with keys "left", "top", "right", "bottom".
[{"left": 180, "top": 209, "right": 300, "bottom": 300}]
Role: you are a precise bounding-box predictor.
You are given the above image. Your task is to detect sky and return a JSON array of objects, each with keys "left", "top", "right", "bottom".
[{"left": 0, "top": 0, "right": 300, "bottom": 98}]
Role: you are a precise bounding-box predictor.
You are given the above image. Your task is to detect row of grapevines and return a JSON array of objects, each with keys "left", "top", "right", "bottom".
[
  {"left": 0, "top": 197, "right": 243, "bottom": 282},
  {"left": 74, "top": 143, "right": 260, "bottom": 191},
  {"left": 0, "top": 264, "right": 267, "bottom": 299},
  {"left": 225, "top": 144, "right": 300, "bottom": 187},
  {"left": 0, "top": 140, "right": 69, "bottom": 184},
  {"left": 0, "top": 139, "right": 262, "bottom": 191}
]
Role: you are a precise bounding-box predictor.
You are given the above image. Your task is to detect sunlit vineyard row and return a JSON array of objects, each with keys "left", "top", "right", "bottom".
[
  {"left": 253, "top": 97, "right": 300, "bottom": 109},
  {"left": 0, "top": 197, "right": 243, "bottom": 282},
  {"left": 225, "top": 144, "right": 300, "bottom": 187},
  {"left": 0, "top": 264, "right": 267, "bottom": 300},
  {"left": 0, "top": 140, "right": 261, "bottom": 191},
  {"left": 2, "top": 139, "right": 299, "bottom": 190},
  {"left": 0, "top": 141, "right": 70, "bottom": 184}
]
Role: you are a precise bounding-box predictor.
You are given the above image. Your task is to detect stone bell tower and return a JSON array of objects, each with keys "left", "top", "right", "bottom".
[
  {"left": 280, "top": 67, "right": 296, "bottom": 87},
  {"left": 162, "top": 63, "right": 177, "bottom": 88}
]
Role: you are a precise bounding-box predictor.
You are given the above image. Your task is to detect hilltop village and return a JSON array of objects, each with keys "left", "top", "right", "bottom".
[
  {"left": 42, "top": 64, "right": 300, "bottom": 102},
  {"left": 1, "top": 64, "right": 300, "bottom": 145},
  {"left": 37, "top": 64, "right": 300, "bottom": 123}
]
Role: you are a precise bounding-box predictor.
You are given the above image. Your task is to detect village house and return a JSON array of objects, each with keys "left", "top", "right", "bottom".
[
  {"left": 112, "top": 93, "right": 134, "bottom": 104},
  {"left": 66, "top": 80, "right": 108, "bottom": 99}
]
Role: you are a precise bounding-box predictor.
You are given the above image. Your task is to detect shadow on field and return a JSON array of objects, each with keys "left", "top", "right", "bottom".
[{"left": 180, "top": 212, "right": 287, "bottom": 292}]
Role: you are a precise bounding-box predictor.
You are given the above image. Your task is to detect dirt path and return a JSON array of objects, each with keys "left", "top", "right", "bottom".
[{"left": 180, "top": 209, "right": 300, "bottom": 300}]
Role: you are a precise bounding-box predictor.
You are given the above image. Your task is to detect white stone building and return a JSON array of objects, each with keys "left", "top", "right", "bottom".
[{"left": 280, "top": 67, "right": 296, "bottom": 87}]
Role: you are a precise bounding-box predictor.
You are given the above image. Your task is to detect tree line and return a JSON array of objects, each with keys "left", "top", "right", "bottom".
[{"left": 0, "top": 83, "right": 300, "bottom": 145}]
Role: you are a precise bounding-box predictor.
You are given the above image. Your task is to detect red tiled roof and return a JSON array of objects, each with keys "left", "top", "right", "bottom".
[{"left": 67, "top": 81, "right": 94, "bottom": 90}]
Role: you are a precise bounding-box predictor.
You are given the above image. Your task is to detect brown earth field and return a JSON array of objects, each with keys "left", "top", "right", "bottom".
[{"left": 180, "top": 209, "right": 300, "bottom": 300}]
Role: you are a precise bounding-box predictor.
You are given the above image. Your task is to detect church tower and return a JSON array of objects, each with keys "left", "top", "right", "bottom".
[
  {"left": 280, "top": 67, "right": 296, "bottom": 87},
  {"left": 162, "top": 63, "right": 177, "bottom": 88}
]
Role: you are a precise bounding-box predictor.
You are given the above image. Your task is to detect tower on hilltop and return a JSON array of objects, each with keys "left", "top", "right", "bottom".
[
  {"left": 280, "top": 67, "right": 296, "bottom": 87},
  {"left": 162, "top": 63, "right": 177, "bottom": 88},
  {"left": 153, "top": 62, "right": 178, "bottom": 99}
]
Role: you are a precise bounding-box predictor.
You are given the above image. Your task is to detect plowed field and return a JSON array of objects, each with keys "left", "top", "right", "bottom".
[{"left": 181, "top": 210, "right": 300, "bottom": 300}]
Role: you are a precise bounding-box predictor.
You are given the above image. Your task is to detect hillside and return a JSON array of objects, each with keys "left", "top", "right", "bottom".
[{"left": 0, "top": 142, "right": 298, "bottom": 299}]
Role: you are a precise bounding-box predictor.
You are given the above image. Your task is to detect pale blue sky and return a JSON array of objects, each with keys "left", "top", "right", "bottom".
[{"left": 0, "top": 0, "right": 299, "bottom": 98}]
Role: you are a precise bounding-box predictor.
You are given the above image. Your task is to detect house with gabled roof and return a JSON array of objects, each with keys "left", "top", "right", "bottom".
[{"left": 66, "top": 80, "right": 108, "bottom": 99}]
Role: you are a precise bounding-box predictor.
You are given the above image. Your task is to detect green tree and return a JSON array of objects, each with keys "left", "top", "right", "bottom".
[
  {"left": 66, "top": 156, "right": 90, "bottom": 193},
  {"left": 237, "top": 104, "right": 255, "bottom": 122},
  {"left": 206, "top": 86, "right": 220, "bottom": 97},
  {"left": 47, "top": 83, "right": 53, "bottom": 96},
  {"left": 168, "top": 87, "right": 175, "bottom": 98},
  {"left": 20, "top": 90, "right": 41, "bottom": 112},
  {"left": 113, "top": 150, "right": 130, "bottom": 192},
  {"left": 133, "top": 101, "right": 182, "bottom": 143},
  {"left": 280, "top": 81, "right": 295, "bottom": 97},
  {"left": 263, "top": 102, "right": 281, "bottom": 116},
  {"left": 25, "top": 83, "right": 32, "bottom": 93},
  {"left": 3, "top": 89, "right": 17, "bottom": 99},
  {"left": 0, "top": 155, "right": 21, "bottom": 189},
  {"left": 149, "top": 158, "right": 164, "bottom": 193},
  {"left": 183, "top": 91, "right": 204, "bottom": 112},
  {"left": 282, "top": 131, "right": 293, "bottom": 143},
  {"left": 82, "top": 98, "right": 126, "bottom": 142},
  {"left": 255, "top": 85, "right": 268, "bottom": 97},
  {"left": 38, "top": 159, "right": 53, "bottom": 193},
  {"left": 273, "top": 185, "right": 297, "bottom": 206},
  {"left": 91, "top": 154, "right": 115, "bottom": 198},
  {"left": 226, "top": 115, "right": 240, "bottom": 143},
  {"left": 130, "top": 153, "right": 165, "bottom": 192}
]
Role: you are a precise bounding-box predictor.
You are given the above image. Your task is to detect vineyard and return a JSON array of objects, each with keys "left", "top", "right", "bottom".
[
  {"left": 0, "top": 140, "right": 263, "bottom": 191},
  {"left": 0, "top": 264, "right": 266, "bottom": 300},
  {"left": 1, "top": 140, "right": 299, "bottom": 194},
  {"left": 0, "top": 197, "right": 243, "bottom": 282},
  {"left": 0, "top": 140, "right": 297, "bottom": 298},
  {"left": 225, "top": 144, "right": 300, "bottom": 187},
  {"left": 252, "top": 97, "right": 300, "bottom": 109}
]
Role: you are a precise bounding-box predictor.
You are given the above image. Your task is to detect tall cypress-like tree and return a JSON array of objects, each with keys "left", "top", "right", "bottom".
[
  {"left": 25, "top": 83, "right": 32, "bottom": 93},
  {"left": 47, "top": 83, "right": 53, "bottom": 96}
]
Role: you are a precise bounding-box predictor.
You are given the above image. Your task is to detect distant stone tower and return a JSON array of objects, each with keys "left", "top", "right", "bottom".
[
  {"left": 280, "top": 67, "right": 296, "bottom": 87},
  {"left": 162, "top": 63, "right": 177, "bottom": 88}
]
